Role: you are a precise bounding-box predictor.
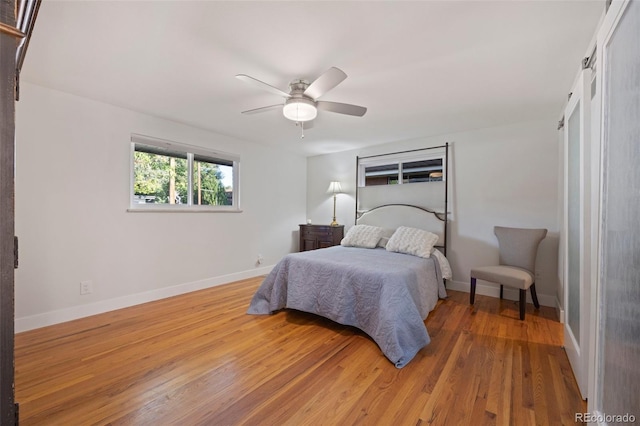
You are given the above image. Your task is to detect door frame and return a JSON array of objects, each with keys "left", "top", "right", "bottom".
[{"left": 0, "top": 1, "right": 18, "bottom": 423}]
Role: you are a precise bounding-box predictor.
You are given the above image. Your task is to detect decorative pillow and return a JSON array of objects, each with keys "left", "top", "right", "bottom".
[
  {"left": 386, "top": 226, "right": 439, "bottom": 258},
  {"left": 431, "top": 248, "right": 452, "bottom": 279},
  {"left": 341, "top": 225, "right": 384, "bottom": 249},
  {"left": 376, "top": 228, "right": 396, "bottom": 248}
]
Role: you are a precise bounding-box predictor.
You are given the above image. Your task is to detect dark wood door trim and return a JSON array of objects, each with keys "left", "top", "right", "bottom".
[{"left": 1, "top": 0, "right": 18, "bottom": 423}]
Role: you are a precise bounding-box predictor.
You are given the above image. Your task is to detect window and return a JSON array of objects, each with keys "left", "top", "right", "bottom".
[
  {"left": 130, "top": 134, "right": 239, "bottom": 211},
  {"left": 358, "top": 149, "right": 445, "bottom": 187},
  {"left": 192, "top": 155, "right": 234, "bottom": 206}
]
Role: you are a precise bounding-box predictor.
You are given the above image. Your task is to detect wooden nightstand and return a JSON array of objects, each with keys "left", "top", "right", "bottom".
[{"left": 299, "top": 224, "right": 344, "bottom": 252}]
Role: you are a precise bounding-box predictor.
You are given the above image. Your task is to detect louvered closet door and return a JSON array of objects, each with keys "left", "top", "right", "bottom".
[{"left": 594, "top": 0, "right": 640, "bottom": 419}]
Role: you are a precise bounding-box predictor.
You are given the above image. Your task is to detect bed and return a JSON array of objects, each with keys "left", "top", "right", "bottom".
[{"left": 247, "top": 204, "right": 450, "bottom": 368}]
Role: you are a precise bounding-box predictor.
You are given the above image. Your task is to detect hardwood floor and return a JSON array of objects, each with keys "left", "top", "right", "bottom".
[{"left": 15, "top": 277, "right": 585, "bottom": 425}]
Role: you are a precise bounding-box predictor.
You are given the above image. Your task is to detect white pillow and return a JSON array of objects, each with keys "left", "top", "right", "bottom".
[
  {"left": 386, "top": 226, "right": 439, "bottom": 258},
  {"left": 341, "top": 225, "right": 384, "bottom": 249},
  {"left": 376, "top": 228, "right": 396, "bottom": 248}
]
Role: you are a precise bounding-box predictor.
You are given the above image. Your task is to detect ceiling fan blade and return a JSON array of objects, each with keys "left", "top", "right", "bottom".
[
  {"left": 241, "top": 104, "right": 283, "bottom": 114},
  {"left": 316, "top": 101, "right": 367, "bottom": 117},
  {"left": 236, "top": 74, "right": 291, "bottom": 98},
  {"left": 303, "top": 67, "right": 347, "bottom": 100}
]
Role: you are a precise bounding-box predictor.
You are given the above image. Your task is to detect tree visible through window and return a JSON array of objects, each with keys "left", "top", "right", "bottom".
[
  {"left": 130, "top": 135, "right": 238, "bottom": 210},
  {"left": 192, "top": 157, "right": 232, "bottom": 206},
  {"left": 134, "top": 149, "right": 188, "bottom": 204}
]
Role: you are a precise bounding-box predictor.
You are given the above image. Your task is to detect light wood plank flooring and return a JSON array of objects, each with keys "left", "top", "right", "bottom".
[{"left": 15, "top": 277, "right": 586, "bottom": 425}]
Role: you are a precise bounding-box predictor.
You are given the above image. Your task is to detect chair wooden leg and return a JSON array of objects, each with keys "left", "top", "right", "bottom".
[
  {"left": 519, "top": 289, "right": 526, "bottom": 320},
  {"left": 470, "top": 277, "right": 476, "bottom": 305},
  {"left": 500, "top": 285, "right": 504, "bottom": 299},
  {"left": 530, "top": 283, "right": 540, "bottom": 309}
]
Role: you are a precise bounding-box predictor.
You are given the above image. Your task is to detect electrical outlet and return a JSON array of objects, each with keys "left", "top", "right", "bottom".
[
  {"left": 80, "top": 280, "right": 93, "bottom": 295},
  {"left": 257, "top": 254, "right": 264, "bottom": 265}
]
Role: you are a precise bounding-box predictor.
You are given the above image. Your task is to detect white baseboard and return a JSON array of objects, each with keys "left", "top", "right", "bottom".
[
  {"left": 446, "top": 280, "right": 556, "bottom": 308},
  {"left": 15, "top": 265, "right": 275, "bottom": 333},
  {"left": 556, "top": 298, "right": 565, "bottom": 324}
]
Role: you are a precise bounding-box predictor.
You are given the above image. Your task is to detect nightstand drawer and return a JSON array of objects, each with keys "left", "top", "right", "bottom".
[
  {"left": 301, "top": 228, "right": 332, "bottom": 238},
  {"left": 299, "top": 224, "right": 344, "bottom": 252}
]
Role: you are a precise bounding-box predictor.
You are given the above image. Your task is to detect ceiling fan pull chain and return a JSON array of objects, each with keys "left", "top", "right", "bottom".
[{"left": 300, "top": 121, "right": 305, "bottom": 139}]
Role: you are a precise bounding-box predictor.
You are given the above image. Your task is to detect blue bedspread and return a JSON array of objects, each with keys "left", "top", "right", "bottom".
[{"left": 247, "top": 246, "right": 447, "bottom": 368}]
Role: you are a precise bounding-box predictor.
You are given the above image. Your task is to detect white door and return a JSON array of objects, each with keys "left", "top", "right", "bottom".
[
  {"left": 592, "top": 0, "right": 640, "bottom": 417},
  {"left": 563, "top": 66, "right": 591, "bottom": 399}
]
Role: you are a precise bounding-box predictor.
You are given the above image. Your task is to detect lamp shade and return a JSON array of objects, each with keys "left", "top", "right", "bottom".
[
  {"left": 327, "top": 181, "right": 343, "bottom": 194},
  {"left": 283, "top": 98, "right": 317, "bottom": 122}
]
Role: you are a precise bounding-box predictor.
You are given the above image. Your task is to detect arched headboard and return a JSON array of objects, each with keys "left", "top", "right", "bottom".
[{"left": 357, "top": 204, "right": 446, "bottom": 250}]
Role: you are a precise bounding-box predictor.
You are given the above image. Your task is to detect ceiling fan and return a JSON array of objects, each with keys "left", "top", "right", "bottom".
[{"left": 236, "top": 67, "right": 367, "bottom": 128}]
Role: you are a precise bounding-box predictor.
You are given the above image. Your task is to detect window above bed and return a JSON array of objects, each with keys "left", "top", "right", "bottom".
[{"left": 357, "top": 149, "right": 445, "bottom": 187}]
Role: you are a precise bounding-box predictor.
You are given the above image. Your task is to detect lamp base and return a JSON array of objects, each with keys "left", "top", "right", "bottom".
[{"left": 330, "top": 193, "right": 339, "bottom": 226}]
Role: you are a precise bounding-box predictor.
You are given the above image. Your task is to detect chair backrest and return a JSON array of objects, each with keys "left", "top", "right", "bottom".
[{"left": 494, "top": 226, "right": 548, "bottom": 273}]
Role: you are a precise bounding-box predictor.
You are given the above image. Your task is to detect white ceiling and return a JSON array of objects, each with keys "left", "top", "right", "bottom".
[{"left": 21, "top": 1, "right": 603, "bottom": 157}]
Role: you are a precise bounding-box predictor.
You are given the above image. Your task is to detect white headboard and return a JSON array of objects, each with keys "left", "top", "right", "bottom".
[{"left": 356, "top": 204, "right": 446, "bottom": 247}]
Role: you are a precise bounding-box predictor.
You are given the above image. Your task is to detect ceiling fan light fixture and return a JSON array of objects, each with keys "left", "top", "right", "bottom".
[{"left": 283, "top": 98, "right": 317, "bottom": 122}]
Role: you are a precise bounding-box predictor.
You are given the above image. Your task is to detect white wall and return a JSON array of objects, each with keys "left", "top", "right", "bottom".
[
  {"left": 15, "top": 83, "right": 307, "bottom": 331},
  {"left": 306, "top": 120, "right": 560, "bottom": 306}
]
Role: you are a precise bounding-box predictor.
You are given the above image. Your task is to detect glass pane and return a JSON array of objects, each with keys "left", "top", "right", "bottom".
[
  {"left": 192, "top": 159, "right": 233, "bottom": 206},
  {"left": 365, "top": 164, "right": 398, "bottom": 186},
  {"left": 133, "top": 150, "right": 188, "bottom": 204},
  {"left": 567, "top": 102, "right": 581, "bottom": 345},
  {"left": 402, "top": 159, "right": 443, "bottom": 183},
  {"left": 598, "top": 0, "right": 640, "bottom": 418}
]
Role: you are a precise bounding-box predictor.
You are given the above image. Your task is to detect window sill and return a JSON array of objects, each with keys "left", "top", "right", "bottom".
[{"left": 127, "top": 207, "right": 242, "bottom": 213}]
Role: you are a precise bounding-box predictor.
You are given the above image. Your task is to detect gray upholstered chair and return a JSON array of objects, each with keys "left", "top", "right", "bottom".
[{"left": 470, "top": 226, "right": 547, "bottom": 320}]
